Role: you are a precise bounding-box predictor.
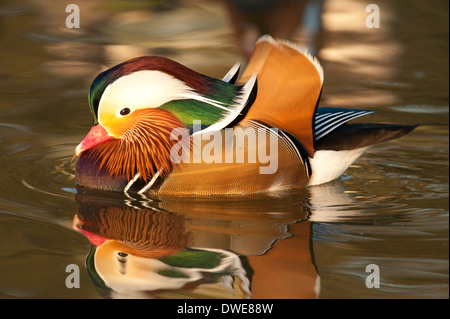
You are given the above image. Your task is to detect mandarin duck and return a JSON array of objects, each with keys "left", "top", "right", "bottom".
[{"left": 74, "top": 35, "right": 417, "bottom": 196}]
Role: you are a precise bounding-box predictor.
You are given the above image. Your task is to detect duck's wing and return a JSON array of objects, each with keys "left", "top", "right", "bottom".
[
  {"left": 237, "top": 35, "right": 323, "bottom": 157},
  {"left": 315, "top": 123, "right": 419, "bottom": 151},
  {"left": 314, "top": 107, "right": 374, "bottom": 141},
  {"left": 314, "top": 106, "right": 418, "bottom": 151}
]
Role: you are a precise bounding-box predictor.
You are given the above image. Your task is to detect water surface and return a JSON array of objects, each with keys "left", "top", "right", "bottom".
[{"left": 0, "top": 0, "right": 448, "bottom": 299}]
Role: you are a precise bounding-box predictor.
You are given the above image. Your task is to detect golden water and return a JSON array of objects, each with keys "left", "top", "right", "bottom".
[{"left": 0, "top": 0, "right": 448, "bottom": 298}]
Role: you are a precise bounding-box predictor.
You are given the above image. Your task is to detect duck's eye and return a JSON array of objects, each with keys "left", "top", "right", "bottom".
[{"left": 120, "top": 107, "right": 131, "bottom": 116}]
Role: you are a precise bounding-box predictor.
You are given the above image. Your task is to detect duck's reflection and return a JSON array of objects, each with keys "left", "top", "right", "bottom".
[
  {"left": 73, "top": 189, "right": 318, "bottom": 298},
  {"left": 73, "top": 198, "right": 248, "bottom": 298}
]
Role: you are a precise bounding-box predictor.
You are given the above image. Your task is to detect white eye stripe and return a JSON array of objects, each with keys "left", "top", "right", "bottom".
[
  {"left": 97, "top": 70, "right": 239, "bottom": 125},
  {"left": 98, "top": 70, "right": 191, "bottom": 117}
]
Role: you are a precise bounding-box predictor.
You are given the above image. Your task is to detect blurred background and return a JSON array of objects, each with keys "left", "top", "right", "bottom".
[{"left": 0, "top": 0, "right": 448, "bottom": 299}]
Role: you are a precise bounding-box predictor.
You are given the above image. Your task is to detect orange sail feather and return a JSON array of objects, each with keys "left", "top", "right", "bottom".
[{"left": 238, "top": 36, "right": 323, "bottom": 157}]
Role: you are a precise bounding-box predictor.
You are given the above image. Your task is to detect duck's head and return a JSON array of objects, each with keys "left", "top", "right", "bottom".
[{"left": 75, "top": 56, "right": 257, "bottom": 182}]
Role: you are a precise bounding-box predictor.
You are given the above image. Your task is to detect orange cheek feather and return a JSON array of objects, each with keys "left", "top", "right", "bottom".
[{"left": 75, "top": 124, "right": 113, "bottom": 156}]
